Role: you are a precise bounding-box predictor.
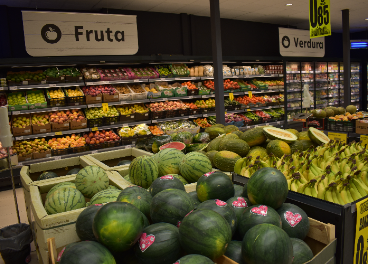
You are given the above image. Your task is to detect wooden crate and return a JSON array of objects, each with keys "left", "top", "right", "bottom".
[{"left": 82, "top": 148, "right": 152, "bottom": 176}]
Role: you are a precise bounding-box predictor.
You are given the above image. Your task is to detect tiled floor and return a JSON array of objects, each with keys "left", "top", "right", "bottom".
[{"left": 0, "top": 188, "right": 39, "bottom": 264}]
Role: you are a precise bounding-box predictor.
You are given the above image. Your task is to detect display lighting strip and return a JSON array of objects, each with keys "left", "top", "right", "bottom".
[{"left": 350, "top": 40, "right": 368, "bottom": 49}]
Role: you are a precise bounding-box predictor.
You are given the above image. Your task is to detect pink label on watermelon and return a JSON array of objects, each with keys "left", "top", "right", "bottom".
[
  {"left": 160, "top": 175, "right": 174, "bottom": 180},
  {"left": 94, "top": 204, "right": 103, "bottom": 206},
  {"left": 284, "top": 211, "right": 302, "bottom": 227},
  {"left": 174, "top": 262, "right": 180, "bottom": 264},
  {"left": 185, "top": 210, "right": 194, "bottom": 217},
  {"left": 215, "top": 199, "right": 227, "bottom": 207},
  {"left": 204, "top": 171, "right": 216, "bottom": 177},
  {"left": 139, "top": 233, "right": 155, "bottom": 252},
  {"left": 232, "top": 197, "right": 247, "bottom": 208},
  {"left": 177, "top": 221, "right": 181, "bottom": 228},
  {"left": 250, "top": 205, "right": 268, "bottom": 216},
  {"left": 57, "top": 247, "right": 66, "bottom": 262}
]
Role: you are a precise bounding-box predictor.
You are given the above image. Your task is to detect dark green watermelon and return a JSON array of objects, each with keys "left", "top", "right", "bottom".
[
  {"left": 174, "top": 254, "right": 214, "bottom": 263},
  {"left": 37, "top": 171, "right": 58, "bottom": 181},
  {"left": 150, "top": 189, "right": 194, "bottom": 226},
  {"left": 179, "top": 209, "right": 231, "bottom": 260},
  {"left": 76, "top": 204, "right": 103, "bottom": 241},
  {"left": 226, "top": 196, "right": 250, "bottom": 229},
  {"left": 188, "top": 191, "right": 201, "bottom": 208},
  {"left": 117, "top": 160, "right": 131, "bottom": 166},
  {"left": 238, "top": 204, "right": 282, "bottom": 239},
  {"left": 277, "top": 203, "right": 310, "bottom": 240},
  {"left": 290, "top": 238, "right": 314, "bottom": 264},
  {"left": 57, "top": 242, "right": 79, "bottom": 263},
  {"left": 247, "top": 167, "right": 288, "bottom": 209},
  {"left": 141, "top": 212, "right": 150, "bottom": 228},
  {"left": 66, "top": 168, "right": 81, "bottom": 175},
  {"left": 196, "top": 199, "right": 237, "bottom": 235},
  {"left": 116, "top": 186, "right": 152, "bottom": 218},
  {"left": 242, "top": 182, "right": 248, "bottom": 198},
  {"left": 196, "top": 171, "right": 234, "bottom": 202},
  {"left": 59, "top": 241, "right": 116, "bottom": 264},
  {"left": 242, "top": 224, "right": 293, "bottom": 264},
  {"left": 233, "top": 184, "right": 243, "bottom": 197},
  {"left": 149, "top": 175, "right": 185, "bottom": 197},
  {"left": 134, "top": 223, "right": 181, "bottom": 264},
  {"left": 93, "top": 202, "right": 145, "bottom": 253},
  {"left": 224, "top": 241, "right": 245, "bottom": 264},
  {"left": 113, "top": 248, "right": 139, "bottom": 264}
]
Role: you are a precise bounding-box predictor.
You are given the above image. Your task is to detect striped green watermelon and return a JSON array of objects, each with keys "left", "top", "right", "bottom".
[
  {"left": 154, "top": 148, "right": 185, "bottom": 176},
  {"left": 46, "top": 182, "right": 76, "bottom": 200},
  {"left": 66, "top": 168, "right": 81, "bottom": 175},
  {"left": 107, "top": 185, "right": 119, "bottom": 190},
  {"left": 179, "top": 152, "right": 212, "bottom": 183},
  {"left": 88, "top": 189, "right": 122, "bottom": 205},
  {"left": 179, "top": 209, "right": 232, "bottom": 260},
  {"left": 174, "top": 254, "right": 214, "bottom": 263},
  {"left": 172, "top": 174, "right": 188, "bottom": 185},
  {"left": 45, "top": 187, "right": 86, "bottom": 215},
  {"left": 93, "top": 202, "right": 145, "bottom": 253},
  {"left": 76, "top": 204, "right": 103, "bottom": 241},
  {"left": 196, "top": 171, "right": 234, "bottom": 202},
  {"left": 59, "top": 241, "right": 116, "bottom": 264},
  {"left": 116, "top": 186, "right": 152, "bottom": 218},
  {"left": 130, "top": 156, "right": 159, "bottom": 189},
  {"left": 150, "top": 189, "right": 194, "bottom": 226},
  {"left": 38, "top": 171, "right": 58, "bottom": 181},
  {"left": 75, "top": 166, "right": 109, "bottom": 198},
  {"left": 188, "top": 191, "right": 201, "bottom": 208},
  {"left": 124, "top": 174, "right": 131, "bottom": 183},
  {"left": 149, "top": 175, "right": 185, "bottom": 197},
  {"left": 134, "top": 223, "right": 181, "bottom": 264},
  {"left": 57, "top": 242, "right": 79, "bottom": 263}
]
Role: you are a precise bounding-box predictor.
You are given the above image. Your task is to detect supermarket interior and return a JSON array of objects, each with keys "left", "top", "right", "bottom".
[{"left": 0, "top": 0, "right": 368, "bottom": 264}]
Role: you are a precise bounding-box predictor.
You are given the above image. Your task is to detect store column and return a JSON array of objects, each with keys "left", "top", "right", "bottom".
[
  {"left": 210, "top": 0, "right": 225, "bottom": 124},
  {"left": 342, "top": 9, "right": 351, "bottom": 107}
]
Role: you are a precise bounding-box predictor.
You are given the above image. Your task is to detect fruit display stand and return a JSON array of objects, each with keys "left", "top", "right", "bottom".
[
  {"left": 81, "top": 147, "right": 153, "bottom": 176},
  {"left": 29, "top": 170, "right": 131, "bottom": 264},
  {"left": 233, "top": 173, "right": 356, "bottom": 264}
]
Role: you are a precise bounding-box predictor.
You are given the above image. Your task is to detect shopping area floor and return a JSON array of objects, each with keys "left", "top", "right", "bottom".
[{"left": 0, "top": 188, "right": 38, "bottom": 264}]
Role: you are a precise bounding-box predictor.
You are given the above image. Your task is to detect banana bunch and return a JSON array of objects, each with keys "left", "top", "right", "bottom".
[{"left": 235, "top": 140, "right": 368, "bottom": 205}]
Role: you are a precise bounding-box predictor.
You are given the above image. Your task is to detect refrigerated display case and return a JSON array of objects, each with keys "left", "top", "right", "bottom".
[
  {"left": 351, "top": 62, "right": 360, "bottom": 110},
  {"left": 285, "top": 62, "right": 302, "bottom": 120},
  {"left": 315, "top": 62, "right": 328, "bottom": 108},
  {"left": 301, "top": 62, "right": 314, "bottom": 112}
]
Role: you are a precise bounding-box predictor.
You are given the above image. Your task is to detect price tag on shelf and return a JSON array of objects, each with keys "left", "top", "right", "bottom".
[
  {"left": 55, "top": 131, "right": 63, "bottom": 136},
  {"left": 152, "top": 120, "right": 158, "bottom": 123},
  {"left": 91, "top": 150, "right": 98, "bottom": 154},
  {"left": 247, "top": 109, "right": 251, "bottom": 112},
  {"left": 92, "top": 127, "right": 98, "bottom": 131},
  {"left": 133, "top": 79, "right": 140, "bottom": 82},
  {"left": 248, "top": 91, "right": 253, "bottom": 99},
  {"left": 15, "top": 136, "right": 23, "bottom": 141},
  {"left": 18, "top": 162, "right": 23, "bottom": 167},
  {"left": 123, "top": 145, "right": 132, "bottom": 149},
  {"left": 188, "top": 96, "right": 193, "bottom": 99},
  {"left": 0, "top": 87, "right": 3, "bottom": 91},
  {"left": 202, "top": 95, "right": 208, "bottom": 98},
  {"left": 203, "top": 114, "right": 208, "bottom": 117},
  {"left": 49, "top": 84, "right": 57, "bottom": 87},
  {"left": 189, "top": 116, "right": 196, "bottom": 119},
  {"left": 229, "top": 93, "right": 234, "bottom": 102},
  {"left": 102, "top": 81, "right": 110, "bottom": 84},
  {"left": 102, "top": 103, "right": 109, "bottom": 112},
  {"left": 361, "top": 135, "right": 368, "bottom": 147},
  {"left": 9, "top": 86, "right": 18, "bottom": 90},
  {"left": 327, "top": 132, "right": 347, "bottom": 144},
  {"left": 54, "top": 156, "right": 61, "bottom": 161},
  {"left": 52, "top": 107, "right": 58, "bottom": 111},
  {"left": 13, "top": 111, "right": 21, "bottom": 115}
]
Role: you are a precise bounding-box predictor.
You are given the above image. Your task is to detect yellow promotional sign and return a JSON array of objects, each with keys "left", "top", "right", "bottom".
[
  {"left": 91, "top": 127, "right": 98, "bottom": 131},
  {"left": 354, "top": 198, "right": 368, "bottom": 264},
  {"left": 229, "top": 93, "right": 234, "bottom": 102},
  {"left": 248, "top": 91, "right": 253, "bottom": 99},
  {"left": 309, "top": 0, "right": 331, "bottom": 38},
  {"left": 327, "top": 132, "right": 347, "bottom": 144},
  {"left": 361, "top": 135, "right": 368, "bottom": 147},
  {"left": 54, "top": 131, "right": 62, "bottom": 136},
  {"left": 102, "top": 103, "right": 109, "bottom": 112}
]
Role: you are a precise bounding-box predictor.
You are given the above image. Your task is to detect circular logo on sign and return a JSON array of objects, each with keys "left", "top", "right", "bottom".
[
  {"left": 282, "top": 36, "right": 290, "bottom": 48},
  {"left": 41, "top": 24, "right": 62, "bottom": 44}
]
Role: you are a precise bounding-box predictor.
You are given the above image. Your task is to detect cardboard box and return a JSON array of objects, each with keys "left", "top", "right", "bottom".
[
  {"left": 356, "top": 120, "right": 368, "bottom": 134},
  {"left": 51, "top": 122, "right": 70, "bottom": 132},
  {"left": 18, "top": 153, "right": 33, "bottom": 162},
  {"left": 85, "top": 94, "right": 102, "bottom": 104},
  {"left": 103, "top": 90, "right": 120, "bottom": 103},
  {"left": 12, "top": 114, "right": 32, "bottom": 136},
  {"left": 70, "top": 120, "right": 87, "bottom": 130},
  {"left": 33, "top": 150, "right": 52, "bottom": 160},
  {"left": 32, "top": 123, "right": 52, "bottom": 134}
]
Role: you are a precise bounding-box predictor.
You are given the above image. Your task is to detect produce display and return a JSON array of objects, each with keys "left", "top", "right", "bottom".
[
  {"left": 84, "top": 130, "right": 120, "bottom": 145},
  {"left": 13, "top": 139, "right": 49, "bottom": 157},
  {"left": 0, "top": 94, "right": 7, "bottom": 106},
  {"left": 12, "top": 116, "right": 30, "bottom": 128},
  {"left": 0, "top": 142, "right": 14, "bottom": 159},
  {"left": 85, "top": 107, "right": 119, "bottom": 119},
  {"left": 8, "top": 93, "right": 27, "bottom": 105},
  {"left": 181, "top": 81, "right": 197, "bottom": 90},
  {"left": 194, "top": 118, "right": 212, "bottom": 128},
  {"left": 6, "top": 71, "right": 46, "bottom": 83},
  {"left": 82, "top": 85, "right": 117, "bottom": 96},
  {"left": 48, "top": 89, "right": 65, "bottom": 99},
  {"left": 194, "top": 99, "right": 215, "bottom": 109},
  {"left": 117, "top": 104, "right": 149, "bottom": 116},
  {"left": 65, "top": 87, "right": 84, "bottom": 97},
  {"left": 48, "top": 134, "right": 86, "bottom": 150},
  {"left": 27, "top": 92, "right": 46, "bottom": 104},
  {"left": 148, "top": 101, "right": 187, "bottom": 112}
]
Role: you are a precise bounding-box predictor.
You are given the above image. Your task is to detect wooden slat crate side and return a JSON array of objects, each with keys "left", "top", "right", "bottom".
[
  {"left": 29, "top": 157, "right": 81, "bottom": 173},
  {"left": 307, "top": 218, "right": 335, "bottom": 245}
]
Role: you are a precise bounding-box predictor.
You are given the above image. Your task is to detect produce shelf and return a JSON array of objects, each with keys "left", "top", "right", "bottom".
[
  {"left": 149, "top": 77, "right": 201, "bottom": 82},
  {"left": 85, "top": 79, "right": 149, "bottom": 85},
  {"left": 13, "top": 128, "right": 89, "bottom": 140},
  {"left": 9, "top": 105, "right": 88, "bottom": 115},
  {"left": 9, "top": 83, "right": 82, "bottom": 90}
]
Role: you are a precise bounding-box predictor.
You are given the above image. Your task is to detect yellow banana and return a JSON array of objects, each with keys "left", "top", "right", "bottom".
[
  {"left": 351, "top": 178, "right": 368, "bottom": 196},
  {"left": 291, "top": 181, "right": 298, "bottom": 192},
  {"left": 304, "top": 185, "right": 312, "bottom": 196},
  {"left": 324, "top": 187, "right": 334, "bottom": 203},
  {"left": 349, "top": 185, "right": 362, "bottom": 201}
]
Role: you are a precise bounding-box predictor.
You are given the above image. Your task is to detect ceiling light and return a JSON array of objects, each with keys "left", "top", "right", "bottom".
[
  {"left": 365, "top": 18, "right": 368, "bottom": 20},
  {"left": 286, "top": 4, "right": 292, "bottom": 6}
]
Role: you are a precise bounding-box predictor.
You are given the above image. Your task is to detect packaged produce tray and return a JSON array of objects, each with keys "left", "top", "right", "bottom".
[
  {"left": 46, "top": 88, "right": 66, "bottom": 107},
  {"left": 64, "top": 86, "right": 85, "bottom": 106},
  {"left": 8, "top": 91, "right": 30, "bottom": 111},
  {"left": 327, "top": 119, "right": 357, "bottom": 132}
]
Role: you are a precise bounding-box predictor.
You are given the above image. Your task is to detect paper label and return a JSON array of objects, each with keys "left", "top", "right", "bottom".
[{"left": 328, "top": 132, "right": 347, "bottom": 144}]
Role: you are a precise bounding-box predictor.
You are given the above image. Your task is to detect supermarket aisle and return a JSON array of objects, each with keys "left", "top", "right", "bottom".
[{"left": 0, "top": 188, "right": 38, "bottom": 264}]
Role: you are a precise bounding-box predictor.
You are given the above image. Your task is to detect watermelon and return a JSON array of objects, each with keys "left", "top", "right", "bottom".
[
  {"left": 149, "top": 175, "right": 185, "bottom": 197},
  {"left": 179, "top": 209, "right": 231, "bottom": 260},
  {"left": 93, "top": 202, "right": 145, "bottom": 253},
  {"left": 238, "top": 204, "right": 282, "bottom": 239},
  {"left": 107, "top": 185, "right": 119, "bottom": 190},
  {"left": 46, "top": 182, "right": 76, "bottom": 200},
  {"left": 88, "top": 189, "right": 122, "bottom": 205},
  {"left": 76, "top": 204, "right": 103, "bottom": 241},
  {"left": 206, "top": 150, "right": 218, "bottom": 167},
  {"left": 196, "top": 199, "right": 237, "bottom": 235},
  {"left": 242, "top": 224, "right": 293, "bottom": 264},
  {"left": 277, "top": 203, "right": 310, "bottom": 240},
  {"left": 117, "top": 160, "right": 131, "bottom": 166},
  {"left": 290, "top": 238, "right": 314, "bottom": 264},
  {"left": 172, "top": 174, "right": 188, "bottom": 185},
  {"left": 188, "top": 191, "right": 201, "bottom": 208},
  {"left": 134, "top": 223, "right": 181, "bottom": 264},
  {"left": 185, "top": 143, "right": 207, "bottom": 153},
  {"left": 37, "top": 171, "right": 58, "bottom": 181},
  {"left": 57, "top": 242, "right": 79, "bottom": 263},
  {"left": 196, "top": 171, "right": 234, "bottom": 202},
  {"left": 45, "top": 187, "right": 86, "bottom": 215},
  {"left": 213, "top": 151, "right": 242, "bottom": 172},
  {"left": 226, "top": 196, "right": 250, "bottom": 229},
  {"left": 159, "top": 142, "right": 186, "bottom": 151},
  {"left": 75, "top": 165, "right": 109, "bottom": 198},
  {"left": 247, "top": 167, "right": 288, "bottom": 209},
  {"left": 224, "top": 241, "right": 245, "bottom": 264},
  {"left": 124, "top": 175, "right": 131, "bottom": 183},
  {"left": 113, "top": 248, "right": 139, "bottom": 264},
  {"left": 150, "top": 189, "right": 194, "bottom": 226},
  {"left": 116, "top": 186, "right": 152, "bottom": 218},
  {"left": 154, "top": 148, "right": 185, "bottom": 176},
  {"left": 193, "top": 132, "right": 210, "bottom": 143},
  {"left": 240, "top": 127, "right": 267, "bottom": 147},
  {"left": 129, "top": 156, "right": 159, "bottom": 189},
  {"left": 59, "top": 241, "right": 116, "bottom": 264},
  {"left": 174, "top": 254, "right": 214, "bottom": 264},
  {"left": 179, "top": 152, "right": 212, "bottom": 183},
  {"left": 152, "top": 135, "right": 172, "bottom": 153},
  {"left": 141, "top": 212, "right": 150, "bottom": 228},
  {"left": 234, "top": 184, "right": 243, "bottom": 197},
  {"left": 66, "top": 168, "right": 81, "bottom": 175}
]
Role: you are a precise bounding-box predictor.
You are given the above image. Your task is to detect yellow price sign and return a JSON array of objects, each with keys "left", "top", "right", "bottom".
[
  {"left": 327, "top": 132, "right": 347, "bottom": 144},
  {"left": 92, "top": 127, "right": 98, "bottom": 131},
  {"left": 309, "top": 0, "right": 331, "bottom": 38},
  {"left": 54, "top": 131, "right": 62, "bottom": 136},
  {"left": 229, "top": 93, "right": 234, "bottom": 102},
  {"left": 361, "top": 135, "right": 368, "bottom": 147},
  {"left": 354, "top": 198, "right": 368, "bottom": 264},
  {"left": 102, "top": 103, "right": 109, "bottom": 112},
  {"left": 248, "top": 91, "right": 253, "bottom": 99},
  {"left": 247, "top": 109, "right": 251, "bottom": 112}
]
